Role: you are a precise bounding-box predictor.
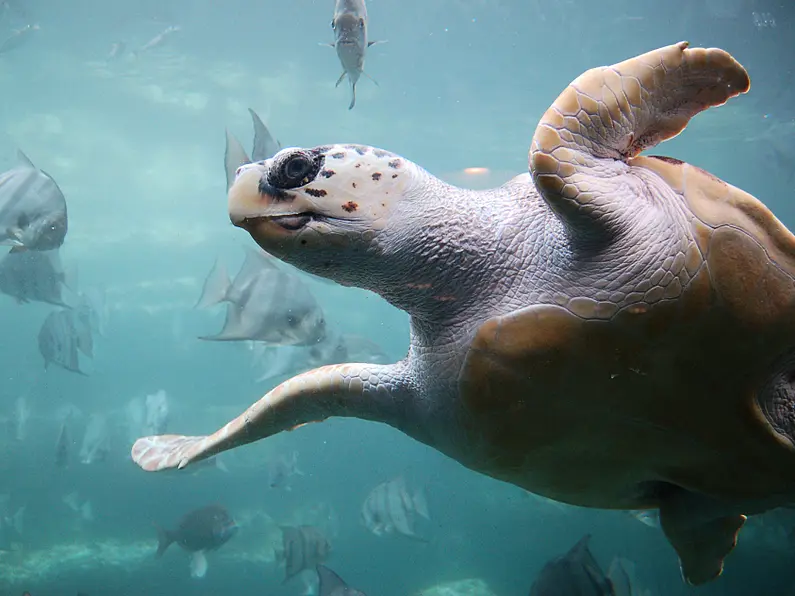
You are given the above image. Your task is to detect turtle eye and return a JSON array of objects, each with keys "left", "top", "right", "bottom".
[
  {"left": 359, "top": 18, "right": 364, "bottom": 29},
  {"left": 268, "top": 150, "right": 322, "bottom": 190},
  {"left": 331, "top": 19, "right": 336, "bottom": 29}
]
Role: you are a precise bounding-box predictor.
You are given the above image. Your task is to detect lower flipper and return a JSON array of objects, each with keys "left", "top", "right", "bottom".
[{"left": 659, "top": 491, "right": 746, "bottom": 585}]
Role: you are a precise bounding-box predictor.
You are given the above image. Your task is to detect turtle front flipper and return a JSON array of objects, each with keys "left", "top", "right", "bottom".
[
  {"left": 131, "top": 362, "right": 411, "bottom": 472},
  {"left": 529, "top": 41, "right": 749, "bottom": 235}
]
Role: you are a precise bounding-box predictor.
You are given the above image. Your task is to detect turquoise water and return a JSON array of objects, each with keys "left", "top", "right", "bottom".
[{"left": 0, "top": 0, "right": 793, "bottom": 594}]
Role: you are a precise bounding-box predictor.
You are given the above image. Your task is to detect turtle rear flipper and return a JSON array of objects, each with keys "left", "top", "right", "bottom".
[
  {"left": 659, "top": 491, "right": 746, "bottom": 585},
  {"left": 529, "top": 41, "right": 750, "bottom": 235}
]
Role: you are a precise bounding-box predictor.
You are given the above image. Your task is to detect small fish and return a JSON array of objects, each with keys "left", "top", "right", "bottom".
[
  {"left": 361, "top": 476, "right": 430, "bottom": 540},
  {"left": 14, "top": 396, "right": 29, "bottom": 441},
  {"left": 143, "top": 389, "right": 169, "bottom": 435},
  {"left": 627, "top": 509, "right": 660, "bottom": 528},
  {"left": 223, "top": 108, "right": 282, "bottom": 190},
  {"left": 0, "top": 249, "right": 73, "bottom": 306},
  {"left": 38, "top": 309, "right": 90, "bottom": 375},
  {"left": 267, "top": 451, "right": 304, "bottom": 489},
  {"left": 279, "top": 525, "right": 331, "bottom": 583},
  {"left": 79, "top": 413, "right": 110, "bottom": 464},
  {"left": 55, "top": 416, "right": 71, "bottom": 467},
  {"left": 326, "top": 0, "right": 382, "bottom": 109},
  {"left": 134, "top": 24, "right": 180, "bottom": 56},
  {"left": 107, "top": 41, "right": 126, "bottom": 59},
  {"left": 0, "top": 151, "right": 68, "bottom": 251},
  {"left": 0, "top": 23, "right": 39, "bottom": 55},
  {"left": 253, "top": 331, "right": 389, "bottom": 383},
  {"left": 317, "top": 564, "right": 367, "bottom": 596},
  {"left": 196, "top": 248, "right": 326, "bottom": 345},
  {"left": 62, "top": 492, "right": 93, "bottom": 521},
  {"left": 156, "top": 504, "right": 238, "bottom": 579}
]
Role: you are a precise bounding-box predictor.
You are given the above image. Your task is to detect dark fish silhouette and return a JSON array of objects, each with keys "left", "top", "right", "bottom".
[
  {"left": 224, "top": 108, "right": 282, "bottom": 190},
  {"left": 156, "top": 504, "right": 238, "bottom": 579},
  {"left": 528, "top": 534, "right": 632, "bottom": 596},
  {"left": 279, "top": 525, "right": 331, "bottom": 582},
  {"left": 317, "top": 564, "right": 367, "bottom": 596},
  {"left": 0, "top": 249, "right": 71, "bottom": 306},
  {"left": 196, "top": 247, "right": 326, "bottom": 345},
  {"left": 0, "top": 151, "right": 67, "bottom": 251}
]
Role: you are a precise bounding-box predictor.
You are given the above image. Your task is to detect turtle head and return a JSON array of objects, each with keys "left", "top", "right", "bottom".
[{"left": 228, "top": 144, "right": 420, "bottom": 287}]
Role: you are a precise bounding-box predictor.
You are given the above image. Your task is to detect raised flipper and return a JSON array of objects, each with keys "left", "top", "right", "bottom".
[
  {"left": 131, "top": 363, "right": 410, "bottom": 472},
  {"left": 529, "top": 41, "right": 750, "bottom": 235},
  {"left": 658, "top": 490, "right": 746, "bottom": 585}
]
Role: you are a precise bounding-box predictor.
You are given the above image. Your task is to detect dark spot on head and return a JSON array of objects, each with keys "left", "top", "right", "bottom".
[
  {"left": 304, "top": 188, "right": 327, "bottom": 198},
  {"left": 391, "top": 174, "right": 398, "bottom": 179},
  {"left": 314, "top": 146, "right": 332, "bottom": 154},
  {"left": 320, "top": 169, "right": 335, "bottom": 178},
  {"left": 649, "top": 155, "right": 684, "bottom": 165},
  {"left": 372, "top": 172, "right": 382, "bottom": 181},
  {"left": 355, "top": 163, "right": 361, "bottom": 168},
  {"left": 352, "top": 182, "right": 357, "bottom": 189},
  {"left": 331, "top": 152, "right": 345, "bottom": 159},
  {"left": 342, "top": 201, "right": 358, "bottom": 212},
  {"left": 300, "top": 239, "right": 307, "bottom": 245},
  {"left": 388, "top": 159, "right": 402, "bottom": 169},
  {"left": 258, "top": 179, "right": 291, "bottom": 202},
  {"left": 373, "top": 149, "right": 394, "bottom": 158}
]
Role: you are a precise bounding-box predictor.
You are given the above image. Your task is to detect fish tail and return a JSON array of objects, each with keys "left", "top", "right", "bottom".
[
  {"left": 155, "top": 524, "right": 174, "bottom": 557},
  {"left": 348, "top": 79, "right": 357, "bottom": 110},
  {"left": 334, "top": 71, "right": 346, "bottom": 88}
]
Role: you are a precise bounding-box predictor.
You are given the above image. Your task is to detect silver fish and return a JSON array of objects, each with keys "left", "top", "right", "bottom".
[
  {"left": 79, "top": 413, "right": 110, "bottom": 464},
  {"left": 55, "top": 416, "right": 70, "bottom": 467},
  {"left": 38, "top": 309, "right": 89, "bottom": 375},
  {"left": 144, "top": 389, "right": 169, "bottom": 435},
  {"left": 0, "top": 249, "right": 71, "bottom": 306},
  {"left": 317, "top": 565, "right": 367, "bottom": 596},
  {"left": 223, "top": 108, "right": 282, "bottom": 190},
  {"left": 267, "top": 450, "right": 304, "bottom": 489},
  {"left": 361, "top": 476, "right": 430, "bottom": 540},
  {"left": 196, "top": 247, "right": 326, "bottom": 345},
  {"left": 252, "top": 331, "right": 389, "bottom": 383},
  {"left": 279, "top": 525, "right": 331, "bottom": 582},
  {"left": 0, "top": 23, "right": 38, "bottom": 55},
  {"left": 0, "top": 151, "right": 68, "bottom": 251},
  {"left": 14, "top": 396, "right": 29, "bottom": 441},
  {"left": 328, "top": 0, "right": 381, "bottom": 110}
]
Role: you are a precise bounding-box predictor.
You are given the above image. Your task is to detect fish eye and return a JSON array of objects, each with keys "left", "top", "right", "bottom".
[
  {"left": 359, "top": 18, "right": 364, "bottom": 28},
  {"left": 269, "top": 150, "right": 321, "bottom": 189},
  {"left": 330, "top": 19, "right": 336, "bottom": 29}
]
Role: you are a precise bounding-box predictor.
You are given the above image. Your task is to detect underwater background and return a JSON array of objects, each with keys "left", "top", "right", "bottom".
[{"left": 0, "top": 0, "right": 793, "bottom": 594}]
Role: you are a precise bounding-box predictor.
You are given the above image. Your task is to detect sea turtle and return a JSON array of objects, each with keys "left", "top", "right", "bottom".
[{"left": 132, "top": 41, "right": 795, "bottom": 585}]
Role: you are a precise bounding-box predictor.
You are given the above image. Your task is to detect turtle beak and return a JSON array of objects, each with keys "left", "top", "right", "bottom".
[
  {"left": 228, "top": 164, "right": 272, "bottom": 227},
  {"left": 228, "top": 163, "right": 319, "bottom": 240}
]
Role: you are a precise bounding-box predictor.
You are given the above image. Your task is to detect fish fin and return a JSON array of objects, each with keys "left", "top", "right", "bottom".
[
  {"left": 214, "top": 457, "right": 229, "bottom": 474},
  {"left": 334, "top": 71, "right": 346, "bottom": 88},
  {"left": 8, "top": 244, "right": 26, "bottom": 253},
  {"left": 659, "top": 494, "right": 746, "bottom": 585},
  {"left": 224, "top": 129, "right": 251, "bottom": 191},
  {"left": 367, "top": 39, "right": 387, "bottom": 47},
  {"left": 16, "top": 149, "right": 35, "bottom": 168},
  {"left": 362, "top": 70, "right": 379, "bottom": 87},
  {"left": 317, "top": 564, "right": 348, "bottom": 594},
  {"left": 195, "top": 259, "right": 230, "bottom": 309},
  {"left": 154, "top": 523, "right": 174, "bottom": 557},
  {"left": 62, "top": 261, "right": 78, "bottom": 292},
  {"left": 319, "top": 41, "right": 335, "bottom": 48},
  {"left": 190, "top": 550, "right": 208, "bottom": 578},
  {"left": 412, "top": 488, "right": 430, "bottom": 520},
  {"left": 607, "top": 558, "right": 633, "bottom": 596}
]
